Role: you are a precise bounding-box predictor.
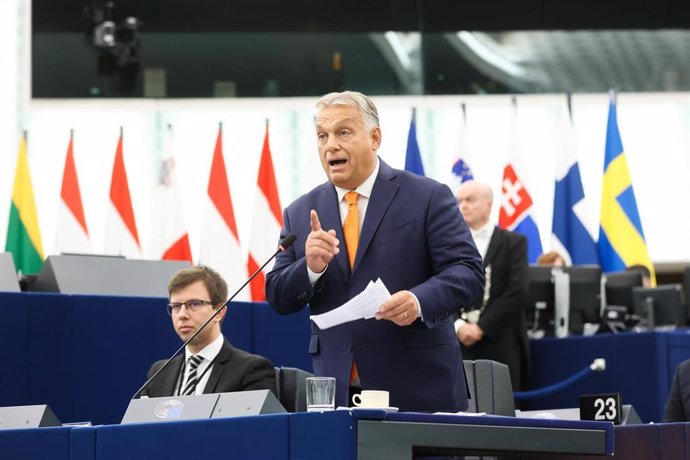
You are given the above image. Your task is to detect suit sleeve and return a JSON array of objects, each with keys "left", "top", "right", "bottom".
[
  {"left": 411, "top": 183, "right": 485, "bottom": 327},
  {"left": 265, "top": 208, "right": 314, "bottom": 315},
  {"left": 478, "top": 233, "right": 528, "bottom": 340},
  {"left": 664, "top": 361, "right": 689, "bottom": 422},
  {"left": 239, "top": 355, "right": 279, "bottom": 397}
]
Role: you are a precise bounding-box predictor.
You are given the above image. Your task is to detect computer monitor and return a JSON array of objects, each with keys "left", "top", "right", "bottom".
[
  {"left": 525, "top": 265, "right": 555, "bottom": 337},
  {"left": 562, "top": 265, "right": 602, "bottom": 334},
  {"left": 632, "top": 285, "right": 685, "bottom": 329},
  {"left": 605, "top": 271, "right": 643, "bottom": 313}
]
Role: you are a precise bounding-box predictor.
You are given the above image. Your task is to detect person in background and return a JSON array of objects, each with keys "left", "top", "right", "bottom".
[
  {"left": 627, "top": 264, "right": 653, "bottom": 288},
  {"left": 141, "top": 266, "right": 277, "bottom": 397},
  {"left": 265, "top": 90, "right": 485, "bottom": 412},
  {"left": 664, "top": 359, "right": 690, "bottom": 422},
  {"left": 536, "top": 251, "right": 567, "bottom": 267},
  {"left": 455, "top": 180, "right": 530, "bottom": 391}
]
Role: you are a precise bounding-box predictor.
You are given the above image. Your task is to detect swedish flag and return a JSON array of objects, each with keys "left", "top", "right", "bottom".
[{"left": 597, "top": 95, "right": 655, "bottom": 284}]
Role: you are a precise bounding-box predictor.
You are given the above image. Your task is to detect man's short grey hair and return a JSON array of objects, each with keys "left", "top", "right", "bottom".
[{"left": 316, "top": 91, "right": 380, "bottom": 130}]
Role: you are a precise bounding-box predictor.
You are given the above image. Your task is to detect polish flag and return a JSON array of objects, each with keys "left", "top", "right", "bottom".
[
  {"left": 247, "top": 121, "right": 283, "bottom": 301},
  {"left": 104, "top": 128, "right": 142, "bottom": 257},
  {"left": 198, "top": 124, "right": 249, "bottom": 299},
  {"left": 54, "top": 130, "right": 91, "bottom": 254},
  {"left": 150, "top": 124, "right": 192, "bottom": 263}
]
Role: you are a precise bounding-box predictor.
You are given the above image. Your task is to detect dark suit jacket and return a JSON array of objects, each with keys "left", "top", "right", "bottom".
[
  {"left": 460, "top": 227, "right": 530, "bottom": 391},
  {"left": 265, "top": 159, "right": 485, "bottom": 412},
  {"left": 141, "top": 338, "right": 277, "bottom": 398},
  {"left": 664, "top": 359, "right": 690, "bottom": 422}
]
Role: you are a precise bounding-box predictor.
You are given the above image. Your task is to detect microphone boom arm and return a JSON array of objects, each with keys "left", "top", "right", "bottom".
[{"left": 132, "top": 233, "right": 296, "bottom": 399}]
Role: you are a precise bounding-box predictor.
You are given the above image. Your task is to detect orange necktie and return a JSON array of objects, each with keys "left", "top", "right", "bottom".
[
  {"left": 343, "top": 191, "right": 360, "bottom": 385},
  {"left": 343, "top": 191, "right": 360, "bottom": 269}
]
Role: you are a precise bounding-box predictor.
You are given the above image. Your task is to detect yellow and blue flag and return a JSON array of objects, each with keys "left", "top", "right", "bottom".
[{"left": 597, "top": 95, "right": 655, "bottom": 284}]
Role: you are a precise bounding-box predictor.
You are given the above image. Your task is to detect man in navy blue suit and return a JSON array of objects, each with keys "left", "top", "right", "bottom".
[{"left": 265, "top": 91, "right": 484, "bottom": 412}]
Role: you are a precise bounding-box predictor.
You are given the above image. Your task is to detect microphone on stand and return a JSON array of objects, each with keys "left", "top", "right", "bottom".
[{"left": 132, "top": 233, "right": 297, "bottom": 399}]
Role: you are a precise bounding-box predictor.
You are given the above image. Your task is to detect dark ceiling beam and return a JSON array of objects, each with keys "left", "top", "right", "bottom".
[{"left": 34, "top": 0, "right": 690, "bottom": 33}]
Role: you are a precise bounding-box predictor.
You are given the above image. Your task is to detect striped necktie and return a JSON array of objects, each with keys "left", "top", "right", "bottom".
[{"left": 181, "top": 355, "right": 204, "bottom": 396}]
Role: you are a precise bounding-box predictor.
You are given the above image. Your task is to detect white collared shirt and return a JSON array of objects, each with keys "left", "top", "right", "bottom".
[
  {"left": 179, "top": 333, "right": 224, "bottom": 396},
  {"left": 470, "top": 222, "right": 495, "bottom": 260},
  {"left": 307, "top": 159, "right": 422, "bottom": 319},
  {"left": 307, "top": 159, "right": 380, "bottom": 284}
]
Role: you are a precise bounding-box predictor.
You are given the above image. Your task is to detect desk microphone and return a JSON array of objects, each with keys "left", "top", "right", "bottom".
[{"left": 132, "top": 233, "right": 296, "bottom": 399}]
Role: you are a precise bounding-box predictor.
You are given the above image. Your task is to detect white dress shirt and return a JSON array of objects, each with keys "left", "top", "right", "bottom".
[
  {"left": 470, "top": 222, "right": 495, "bottom": 260},
  {"left": 178, "top": 333, "right": 224, "bottom": 396}
]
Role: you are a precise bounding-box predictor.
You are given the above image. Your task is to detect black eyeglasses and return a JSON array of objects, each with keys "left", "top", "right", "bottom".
[{"left": 166, "top": 299, "right": 214, "bottom": 315}]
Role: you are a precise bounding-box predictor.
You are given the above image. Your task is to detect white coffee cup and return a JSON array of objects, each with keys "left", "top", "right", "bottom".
[{"left": 352, "top": 390, "right": 390, "bottom": 408}]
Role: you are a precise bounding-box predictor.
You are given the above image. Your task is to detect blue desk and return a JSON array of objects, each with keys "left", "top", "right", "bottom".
[
  {"left": 0, "top": 411, "right": 615, "bottom": 460},
  {"left": 5, "top": 289, "right": 690, "bottom": 426},
  {"left": 528, "top": 329, "right": 690, "bottom": 422},
  {"left": 0, "top": 292, "right": 310, "bottom": 425}
]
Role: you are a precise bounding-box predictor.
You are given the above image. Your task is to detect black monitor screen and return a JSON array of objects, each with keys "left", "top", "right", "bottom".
[
  {"left": 632, "top": 285, "right": 685, "bottom": 328},
  {"left": 563, "top": 265, "right": 602, "bottom": 333},
  {"left": 525, "top": 265, "right": 555, "bottom": 336},
  {"left": 605, "top": 271, "right": 643, "bottom": 314}
]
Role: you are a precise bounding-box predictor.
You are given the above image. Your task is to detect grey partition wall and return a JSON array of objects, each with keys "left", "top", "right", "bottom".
[
  {"left": 0, "top": 253, "right": 20, "bottom": 292},
  {"left": 32, "top": 254, "right": 191, "bottom": 297}
]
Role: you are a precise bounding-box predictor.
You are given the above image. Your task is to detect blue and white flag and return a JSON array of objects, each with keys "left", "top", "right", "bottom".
[
  {"left": 552, "top": 103, "right": 599, "bottom": 265},
  {"left": 404, "top": 110, "right": 425, "bottom": 176},
  {"left": 451, "top": 103, "right": 474, "bottom": 186}
]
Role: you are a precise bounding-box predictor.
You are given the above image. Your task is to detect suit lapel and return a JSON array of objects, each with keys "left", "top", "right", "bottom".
[
  {"left": 203, "top": 340, "right": 233, "bottom": 394},
  {"left": 483, "top": 227, "right": 503, "bottom": 268},
  {"left": 162, "top": 355, "right": 184, "bottom": 396},
  {"left": 356, "top": 161, "right": 398, "bottom": 271},
  {"left": 316, "top": 184, "right": 349, "bottom": 277}
]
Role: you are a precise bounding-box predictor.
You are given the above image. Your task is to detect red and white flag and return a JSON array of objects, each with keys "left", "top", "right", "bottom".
[
  {"left": 198, "top": 124, "right": 249, "bottom": 299},
  {"left": 247, "top": 122, "right": 283, "bottom": 301},
  {"left": 54, "top": 130, "right": 91, "bottom": 254},
  {"left": 104, "top": 128, "right": 142, "bottom": 257},
  {"left": 150, "top": 124, "right": 192, "bottom": 263}
]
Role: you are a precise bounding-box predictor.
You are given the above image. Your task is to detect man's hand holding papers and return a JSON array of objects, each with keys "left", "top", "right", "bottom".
[{"left": 310, "top": 279, "right": 391, "bottom": 329}]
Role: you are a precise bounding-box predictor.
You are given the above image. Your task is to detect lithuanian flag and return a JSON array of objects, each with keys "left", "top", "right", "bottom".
[{"left": 5, "top": 134, "right": 44, "bottom": 274}]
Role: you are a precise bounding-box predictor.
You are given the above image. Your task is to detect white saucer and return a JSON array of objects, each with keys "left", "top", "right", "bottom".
[{"left": 352, "top": 406, "right": 399, "bottom": 413}]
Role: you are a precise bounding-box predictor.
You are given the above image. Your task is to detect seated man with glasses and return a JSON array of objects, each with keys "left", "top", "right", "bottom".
[{"left": 140, "top": 265, "right": 277, "bottom": 397}]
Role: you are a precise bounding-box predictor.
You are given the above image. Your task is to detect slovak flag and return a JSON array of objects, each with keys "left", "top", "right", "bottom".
[
  {"left": 247, "top": 121, "right": 283, "bottom": 301},
  {"left": 54, "top": 130, "right": 91, "bottom": 254},
  {"left": 498, "top": 101, "right": 543, "bottom": 263},
  {"left": 104, "top": 128, "right": 142, "bottom": 258},
  {"left": 198, "top": 123, "right": 249, "bottom": 300},
  {"left": 150, "top": 124, "right": 193, "bottom": 263}
]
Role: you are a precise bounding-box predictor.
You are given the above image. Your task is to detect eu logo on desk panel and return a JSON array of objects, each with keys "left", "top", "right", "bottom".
[
  {"left": 580, "top": 393, "right": 621, "bottom": 424},
  {"left": 155, "top": 400, "right": 185, "bottom": 419}
]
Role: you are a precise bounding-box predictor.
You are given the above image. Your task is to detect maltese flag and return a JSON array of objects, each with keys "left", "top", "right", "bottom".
[
  {"left": 104, "top": 128, "right": 142, "bottom": 258},
  {"left": 199, "top": 123, "right": 249, "bottom": 300},
  {"left": 54, "top": 130, "right": 91, "bottom": 254},
  {"left": 498, "top": 101, "right": 543, "bottom": 263},
  {"left": 150, "top": 124, "right": 193, "bottom": 263},
  {"left": 247, "top": 121, "right": 283, "bottom": 301}
]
